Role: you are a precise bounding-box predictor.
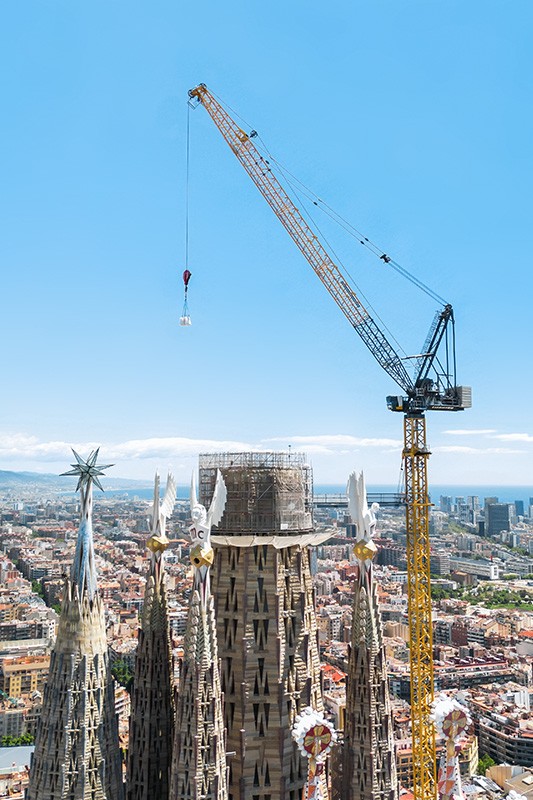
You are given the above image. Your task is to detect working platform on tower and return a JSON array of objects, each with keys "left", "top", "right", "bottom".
[{"left": 313, "top": 492, "right": 405, "bottom": 508}]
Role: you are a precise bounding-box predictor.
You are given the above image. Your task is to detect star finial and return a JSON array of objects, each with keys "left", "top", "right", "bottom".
[{"left": 60, "top": 448, "right": 113, "bottom": 492}]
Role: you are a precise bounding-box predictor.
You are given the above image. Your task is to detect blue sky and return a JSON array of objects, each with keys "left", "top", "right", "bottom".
[{"left": 2, "top": 0, "right": 533, "bottom": 486}]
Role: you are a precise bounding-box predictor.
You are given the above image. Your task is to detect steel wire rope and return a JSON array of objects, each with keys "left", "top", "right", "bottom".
[
  {"left": 264, "top": 154, "right": 447, "bottom": 306},
  {"left": 208, "top": 88, "right": 258, "bottom": 136},
  {"left": 397, "top": 462, "right": 405, "bottom": 499},
  {"left": 185, "top": 102, "right": 191, "bottom": 269},
  {"left": 214, "top": 116, "right": 411, "bottom": 362},
  {"left": 201, "top": 89, "right": 437, "bottom": 366},
  {"left": 251, "top": 133, "right": 447, "bottom": 306},
  {"left": 209, "top": 88, "right": 446, "bottom": 306},
  {"left": 279, "top": 170, "right": 409, "bottom": 359}
]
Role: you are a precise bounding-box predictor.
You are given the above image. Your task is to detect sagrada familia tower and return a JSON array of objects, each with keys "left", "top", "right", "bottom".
[
  {"left": 28, "top": 450, "right": 400, "bottom": 800},
  {"left": 170, "top": 468, "right": 228, "bottom": 799},
  {"left": 28, "top": 450, "right": 123, "bottom": 800},
  {"left": 197, "top": 452, "right": 329, "bottom": 800},
  {"left": 336, "top": 471, "right": 398, "bottom": 800},
  {"left": 126, "top": 473, "right": 176, "bottom": 800}
]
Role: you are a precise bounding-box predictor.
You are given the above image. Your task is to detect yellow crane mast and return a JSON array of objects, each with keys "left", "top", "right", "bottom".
[{"left": 188, "top": 83, "right": 471, "bottom": 800}]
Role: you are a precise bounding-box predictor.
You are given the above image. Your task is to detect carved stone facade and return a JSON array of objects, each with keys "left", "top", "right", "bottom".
[
  {"left": 127, "top": 554, "right": 174, "bottom": 800},
  {"left": 171, "top": 589, "right": 227, "bottom": 800},
  {"left": 340, "top": 561, "right": 398, "bottom": 800}
]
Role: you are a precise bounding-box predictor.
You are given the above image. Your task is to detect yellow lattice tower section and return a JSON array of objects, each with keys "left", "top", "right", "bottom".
[{"left": 403, "top": 414, "right": 436, "bottom": 800}]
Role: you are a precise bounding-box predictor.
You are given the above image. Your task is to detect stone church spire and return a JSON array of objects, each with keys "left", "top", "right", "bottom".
[
  {"left": 28, "top": 449, "right": 123, "bottom": 800},
  {"left": 126, "top": 473, "right": 177, "bottom": 800},
  {"left": 170, "top": 469, "right": 227, "bottom": 800},
  {"left": 340, "top": 471, "right": 398, "bottom": 800}
]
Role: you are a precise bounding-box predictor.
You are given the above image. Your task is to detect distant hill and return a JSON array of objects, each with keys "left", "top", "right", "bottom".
[{"left": 0, "top": 470, "right": 151, "bottom": 491}]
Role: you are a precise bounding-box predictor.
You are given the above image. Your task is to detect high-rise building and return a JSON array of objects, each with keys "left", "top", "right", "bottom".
[
  {"left": 200, "top": 452, "right": 326, "bottom": 800},
  {"left": 514, "top": 500, "right": 524, "bottom": 518},
  {"left": 28, "top": 451, "right": 123, "bottom": 800},
  {"left": 127, "top": 474, "right": 176, "bottom": 800},
  {"left": 486, "top": 503, "right": 511, "bottom": 536},
  {"left": 440, "top": 496, "right": 453, "bottom": 514},
  {"left": 338, "top": 472, "right": 398, "bottom": 800},
  {"left": 430, "top": 552, "right": 451, "bottom": 576}
]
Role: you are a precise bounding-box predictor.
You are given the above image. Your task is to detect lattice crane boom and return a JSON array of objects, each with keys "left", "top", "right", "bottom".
[
  {"left": 188, "top": 84, "right": 413, "bottom": 394},
  {"left": 189, "top": 83, "right": 471, "bottom": 800}
]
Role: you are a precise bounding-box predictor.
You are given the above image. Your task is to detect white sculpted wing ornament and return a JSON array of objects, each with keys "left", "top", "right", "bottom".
[
  {"left": 189, "top": 469, "right": 227, "bottom": 572},
  {"left": 159, "top": 473, "right": 177, "bottom": 521},
  {"left": 207, "top": 469, "right": 227, "bottom": 529},
  {"left": 147, "top": 472, "right": 177, "bottom": 554},
  {"left": 347, "top": 470, "right": 366, "bottom": 541},
  {"left": 347, "top": 469, "right": 379, "bottom": 562}
]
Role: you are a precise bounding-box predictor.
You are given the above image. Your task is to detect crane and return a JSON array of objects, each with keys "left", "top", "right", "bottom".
[{"left": 188, "top": 83, "right": 471, "bottom": 800}]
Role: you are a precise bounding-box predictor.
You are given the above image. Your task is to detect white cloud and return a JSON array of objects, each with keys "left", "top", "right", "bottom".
[
  {"left": 2, "top": 431, "right": 527, "bottom": 484},
  {"left": 0, "top": 435, "right": 92, "bottom": 462},
  {"left": 491, "top": 433, "right": 533, "bottom": 443},
  {"left": 264, "top": 434, "right": 402, "bottom": 450},
  {"left": 107, "top": 436, "right": 253, "bottom": 460},
  {"left": 442, "top": 429, "right": 497, "bottom": 436},
  {"left": 0, "top": 432, "right": 404, "bottom": 481},
  {"left": 435, "top": 445, "right": 525, "bottom": 455},
  {"left": 0, "top": 433, "right": 254, "bottom": 464}
]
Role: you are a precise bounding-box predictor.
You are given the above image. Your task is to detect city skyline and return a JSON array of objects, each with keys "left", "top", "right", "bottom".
[{"left": 2, "top": 1, "right": 533, "bottom": 485}]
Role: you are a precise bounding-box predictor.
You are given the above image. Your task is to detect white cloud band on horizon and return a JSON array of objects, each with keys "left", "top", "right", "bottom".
[
  {"left": 0, "top": 434, "right": 254, "bottom": 463},
  {"left": 435, "top": 445, "right": 525, "bottom": 455},
  {"left": 1, "top": 431, "right": 531, "bottom": 484},
  {"left": 443, "top": 429, "right": 497, "bottom": 436},
  {"left": 265, "top": 434, "right": 402, "bottom": 449},
  {"left": 491, "top": 433, "right": 533, "bottom": 443},
  {"left": 0, "top": 431, "right": 403, "bottom": 467}
]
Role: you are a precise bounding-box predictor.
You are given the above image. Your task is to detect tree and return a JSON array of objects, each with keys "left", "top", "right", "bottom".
[
  {"left": 478, "top": 752, "right": 495, "bottom": 775},
  {"left": 431, "top": 586, "right": 452, "bottom": 601},
  {"left": 1, "top": 732, "right": 35, "bottom": 747},
  {"left": 111, "top": 659, "right": 133, "bottom": 692}
]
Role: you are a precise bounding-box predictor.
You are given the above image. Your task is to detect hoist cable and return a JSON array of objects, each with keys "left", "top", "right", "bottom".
[{"left": 185, "top": 102, "right": 191, "bottom": 269}]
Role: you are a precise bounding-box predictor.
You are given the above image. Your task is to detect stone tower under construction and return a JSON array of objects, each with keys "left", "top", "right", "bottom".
[
  {"left": 199, "top": 452, "right": 328, "bottom": 800},
  {"left": 28, "top": 450, "right": 123, "bottom": 800}
]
